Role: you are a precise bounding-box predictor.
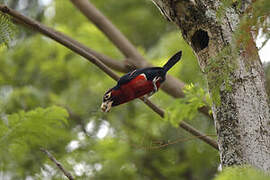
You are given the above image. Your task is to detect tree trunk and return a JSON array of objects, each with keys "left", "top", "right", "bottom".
[{"left": 151, "top": 0, "right": 270, "bottom": 171}]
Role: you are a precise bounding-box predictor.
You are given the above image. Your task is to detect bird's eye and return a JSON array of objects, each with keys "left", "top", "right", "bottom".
[{"left": 104, "top": 93, "right": 111, "bottom": 100}]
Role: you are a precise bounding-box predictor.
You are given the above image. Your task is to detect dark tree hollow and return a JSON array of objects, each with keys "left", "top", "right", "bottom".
[{"left": 191, "top": 29, "right": 209, "bottom": 52}]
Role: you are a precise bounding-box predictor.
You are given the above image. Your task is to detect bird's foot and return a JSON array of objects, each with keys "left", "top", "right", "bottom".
[
  {"left": 152, "top": 76, "right": 161, "bottom": 93},
  {"left": 148, "top": 91, "right": 154, "bottom": 97},
  {"left": 143, "top": 95, "right": 148, "bottom": 102}
]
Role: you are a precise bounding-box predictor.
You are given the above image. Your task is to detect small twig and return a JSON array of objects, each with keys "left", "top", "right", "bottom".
[
  {"left": 0, "top": 5, "right": 218, "bottom": 150},
  {"left": 149, "top": 134, "right": 217, "bottom": 150},
  {"left": 128, "top": 134, "right": 217, "bottom": 150},
  {"left": 40, "top": 148, "right": 74, "bottom": 180},
  {"left": 179, "top": 123, "right": 218, "bottom": 149}
]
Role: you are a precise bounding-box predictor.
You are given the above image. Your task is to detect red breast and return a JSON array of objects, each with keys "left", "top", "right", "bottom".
[{"left": 111, "top": 74, "right": 160, "bottom": 106}]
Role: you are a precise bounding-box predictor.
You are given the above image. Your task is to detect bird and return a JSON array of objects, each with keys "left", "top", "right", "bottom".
[{"left": 101, "top": 51, "right": 182, "bottom": 112}]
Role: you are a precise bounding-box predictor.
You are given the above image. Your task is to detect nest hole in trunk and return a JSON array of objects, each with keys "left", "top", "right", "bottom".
[{"left": 191, "top": 29, "right": 209, "bottom": 52}]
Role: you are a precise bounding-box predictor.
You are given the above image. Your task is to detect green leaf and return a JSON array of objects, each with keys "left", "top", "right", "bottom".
[
  {"left": 215, "top": 166, "right": 270, "bottom": 180},
  {"left": 165, "top": 84, "right": 212, "bottom": 126}
]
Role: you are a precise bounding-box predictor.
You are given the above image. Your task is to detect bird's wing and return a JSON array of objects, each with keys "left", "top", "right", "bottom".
[
  {"left": 116, "top": 67, "right": 164, "bottom": 87},
  {"left": 117, "top": 68, "right": 148, "bottom": 86}
]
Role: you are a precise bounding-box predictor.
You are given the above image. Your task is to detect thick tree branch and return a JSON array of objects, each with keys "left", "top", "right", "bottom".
[
  {"left": 41, "top": 148, "right": 74, "bottom": 180},
  {"left": 0, "top": 5, "right": 218, "bottom": 150}
]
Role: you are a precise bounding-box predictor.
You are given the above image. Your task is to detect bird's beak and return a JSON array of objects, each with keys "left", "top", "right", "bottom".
[{"left": 101, "top": 101, "right": 113, "bottom": 112}]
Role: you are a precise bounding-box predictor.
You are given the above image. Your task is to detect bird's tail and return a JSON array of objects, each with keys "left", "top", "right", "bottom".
[{"left": 162, "top": 51, "right": 182, "bottom": 72}]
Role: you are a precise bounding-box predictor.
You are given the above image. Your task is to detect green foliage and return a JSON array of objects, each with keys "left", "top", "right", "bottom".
[
  {"left": 0, "top": 12, "right": 17, "bottom": 47},
  {"left": 0, "top": 106, "right": 69, "bottom": 146},
  {"left": 3, "top": 86, "right": 50, "bottom": 113},
  {"left": 0, "top": 106, "right": 72, "bottom": 177},
  {"left": 165, "top": 84, "right": 212, "bottom": 127},
  {"left": 215, "top": 166, "right": 270, "bottom": 180}
]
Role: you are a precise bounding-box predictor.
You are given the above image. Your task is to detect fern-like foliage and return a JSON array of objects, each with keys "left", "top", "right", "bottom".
[
  {"left": 0, "top": 12, "right": 17, "bottom": 47},
  {"left": 0, "top": 106, "right": 70, "bottom": 147},
  {"left": 0, "top": 106, "right": 72, "bottom": 175},
  {"left": 165, "top": 84, "right": 212, "bottom": 127}
]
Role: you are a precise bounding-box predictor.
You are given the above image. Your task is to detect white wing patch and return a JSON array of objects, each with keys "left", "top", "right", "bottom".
[{"left": 138, "top": 73, "right": 147, "bottom": 80}]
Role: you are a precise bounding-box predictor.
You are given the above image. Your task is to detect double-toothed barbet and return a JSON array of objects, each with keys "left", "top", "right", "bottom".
[{"left": 101, "top": 51, "right": 182, "bottom": 112}]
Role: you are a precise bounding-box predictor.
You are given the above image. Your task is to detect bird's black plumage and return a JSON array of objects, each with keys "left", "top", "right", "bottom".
[
  {"left": 163, "top": 51, "right": 182, "bottom": 72},
  {"left": 114, "top": 50, "right": 182, "bottom": 90},
  {"left": 114, "top": 67, "right": 164, "bottom": 89}
]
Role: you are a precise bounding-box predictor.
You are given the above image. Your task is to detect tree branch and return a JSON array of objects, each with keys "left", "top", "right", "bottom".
[
  {"left": 40, "top": 148, "right": 74, "bottom": 180},
  {"left": 83, "top": 47, "right": 130, "bottom": 73},
  {"left": 0, "top": 5, "right": 218, "bottom": 150},
  {"left": 49, "top": 28, "right": 131, "bottom": 73}
]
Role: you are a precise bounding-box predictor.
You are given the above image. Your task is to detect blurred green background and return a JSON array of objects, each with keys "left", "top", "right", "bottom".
[{"left": 0, "top": 0, "right": 223, "bottom": 179}]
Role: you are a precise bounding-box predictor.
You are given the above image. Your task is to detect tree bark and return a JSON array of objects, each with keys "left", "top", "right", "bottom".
[{"left": 151, "top": 0, "right": 270, "bottom": 171}]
